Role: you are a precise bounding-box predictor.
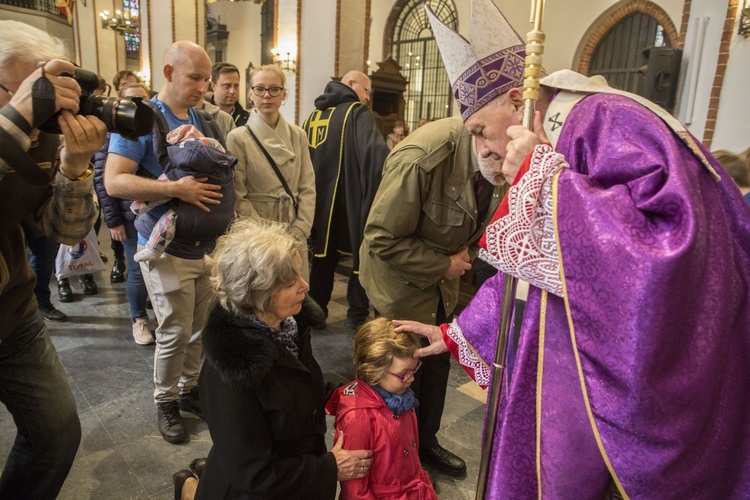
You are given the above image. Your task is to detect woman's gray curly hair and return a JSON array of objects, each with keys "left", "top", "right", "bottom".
[{"left": 205, "top": 217, "right": 305, "bottom": 316}]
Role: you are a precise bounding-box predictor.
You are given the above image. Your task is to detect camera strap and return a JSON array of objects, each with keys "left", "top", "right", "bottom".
[
  {"left": 0, "top": 126, "right": 52, "bottom": 185},
  {"left": 31, "top": 70, "right": 56, "bottom": 129}
]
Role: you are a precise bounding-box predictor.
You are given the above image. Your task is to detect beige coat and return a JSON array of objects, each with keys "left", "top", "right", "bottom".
[
  {"left": 227, "top": 110, "right": 316, "bottom": 276},
  {"left": 202, "top": 100, "right": 236, "bottom": 140}
]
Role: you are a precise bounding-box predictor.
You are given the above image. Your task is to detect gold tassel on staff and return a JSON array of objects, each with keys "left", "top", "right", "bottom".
[{"left": 475, "top": 1, "right": 546, "bottom": 498}]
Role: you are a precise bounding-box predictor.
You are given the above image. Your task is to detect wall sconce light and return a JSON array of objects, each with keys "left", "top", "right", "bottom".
[
  {"left": 740, "top": 0, "right": 750, "bottom": 38},
  {"left": 136, "top": 69, "right": 151, "bottom": 89},
  {"left": 271, "top": 47, "right": 296, "bottom": 73},
  {"left": 99, "top": 9, "right": 139, "bottom": 35}
]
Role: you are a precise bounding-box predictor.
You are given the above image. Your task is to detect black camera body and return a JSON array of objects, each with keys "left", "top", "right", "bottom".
[{"left": 38, "top": 68, "right": 154, "bottom": 140}]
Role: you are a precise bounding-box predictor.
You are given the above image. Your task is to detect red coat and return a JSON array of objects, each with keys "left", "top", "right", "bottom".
[{"left": 326, "top": 379, "right": 437, "bottom": 500}]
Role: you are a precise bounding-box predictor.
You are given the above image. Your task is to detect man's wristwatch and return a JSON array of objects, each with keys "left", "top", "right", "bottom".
[{"left": 75, "top": 164, "right": 94, "bottom": 181}]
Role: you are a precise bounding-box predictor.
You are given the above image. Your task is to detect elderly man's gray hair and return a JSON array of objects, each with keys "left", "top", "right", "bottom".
[
  {"left": 206, "top": 217, "right": 306, "bottom": 315},
  {"left": 0, "top": 20, "right": 69, "bottom": 72}
]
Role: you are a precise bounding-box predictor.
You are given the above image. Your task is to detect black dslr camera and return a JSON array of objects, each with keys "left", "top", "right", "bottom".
[{"left": 39, "top": 68, "right": 154, "bottom": 140}]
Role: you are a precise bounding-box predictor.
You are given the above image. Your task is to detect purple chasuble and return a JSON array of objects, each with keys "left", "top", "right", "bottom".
[{"left": 455, "top": 93, "right": 750, "bottom": 499}]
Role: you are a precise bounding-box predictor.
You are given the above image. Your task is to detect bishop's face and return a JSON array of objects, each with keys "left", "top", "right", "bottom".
[{"left": 464, "top": 88, "right": 524, "bottom": 181}]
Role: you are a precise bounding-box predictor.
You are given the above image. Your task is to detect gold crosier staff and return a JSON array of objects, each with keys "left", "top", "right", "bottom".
[{"left": 475, "top": 1, "right": 546, "bottom": 498}]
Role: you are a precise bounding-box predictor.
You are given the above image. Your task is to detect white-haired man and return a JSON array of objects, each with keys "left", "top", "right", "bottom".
[
  {"left": 0, "top": 20, "right": 107, "bottom": 497},
  {"left": 399, "top": 0, "right": 750, "bottom": 498}
]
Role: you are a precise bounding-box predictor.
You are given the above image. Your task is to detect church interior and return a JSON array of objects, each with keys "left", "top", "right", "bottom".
[{"left": 1, "top": 0, "right": 749, "bottom": 498}]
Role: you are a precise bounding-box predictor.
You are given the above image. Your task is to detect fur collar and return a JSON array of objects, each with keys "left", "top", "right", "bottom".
[{"left": 202, "top": 295, "right": 325, "bottom": 391}]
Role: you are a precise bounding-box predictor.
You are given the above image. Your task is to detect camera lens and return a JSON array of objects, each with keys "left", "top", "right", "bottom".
[{"left": 81, "top": 95, "right": 154, "bottom": 140}]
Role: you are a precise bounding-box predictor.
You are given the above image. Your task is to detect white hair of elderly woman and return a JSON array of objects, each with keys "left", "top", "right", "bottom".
[{"left": 206, "top": 217, "right": 306, "bottom": 315}]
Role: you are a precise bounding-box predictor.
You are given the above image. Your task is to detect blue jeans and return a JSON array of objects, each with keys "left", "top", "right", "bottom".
[
  {"left": 122, "top": 220, "right": 148, "bottom": 322},
  {"left": 0, "top": 313, "right": 81, "bottom": 498},
  {"left": 26, "top": 234, "right": 59, "bottom": 309}
]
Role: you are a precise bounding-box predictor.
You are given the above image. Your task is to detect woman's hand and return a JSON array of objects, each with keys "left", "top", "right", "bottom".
[
  {"left": 393, "top": 320, "right": 448, "bottom": 357},
  {"left": 331, "top": 432, "right": 373, "bottom": 482},
  {"left": 110, "top": 225, "right": 126, "bottom": 242}
]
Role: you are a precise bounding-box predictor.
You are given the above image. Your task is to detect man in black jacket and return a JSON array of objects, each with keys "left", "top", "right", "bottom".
[
  {"left": 302, "top": 70, "right": 389, "bottom": 329},
  {"left": 209, "top": 62, "right": 249, "bottom": 127}
]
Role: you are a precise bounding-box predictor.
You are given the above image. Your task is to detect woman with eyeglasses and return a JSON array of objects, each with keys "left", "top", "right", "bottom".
[
  {"left": 226, "top": 64, "right": 315, "bottom": 279},
  {"left": 173, "top": 218, "right": 373, "bottom": 500},
  {"left": 326, "top": 317, "right": 438, "bottom": 499}
]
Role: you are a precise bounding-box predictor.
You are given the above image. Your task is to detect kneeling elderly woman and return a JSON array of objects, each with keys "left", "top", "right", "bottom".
[{"left": 192, "top": 218, "right": 373, "bottom": 499}]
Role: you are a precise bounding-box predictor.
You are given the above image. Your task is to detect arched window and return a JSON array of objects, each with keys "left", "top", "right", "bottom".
[
  {"left": 389, "top": 0, "right": 457, "bottom": 132},
  {"left": 588, "top": 11, "right": 672, "bottom": 95}
]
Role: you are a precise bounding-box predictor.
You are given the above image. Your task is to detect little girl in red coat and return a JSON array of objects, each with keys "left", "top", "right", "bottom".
[{"left": 326, "top": 318, "right": 438, "bottom": 500}]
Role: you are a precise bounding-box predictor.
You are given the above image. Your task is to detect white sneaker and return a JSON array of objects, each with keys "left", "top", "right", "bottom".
[{"left": 132, "top": 319, "right": 155, "bottom": 345}]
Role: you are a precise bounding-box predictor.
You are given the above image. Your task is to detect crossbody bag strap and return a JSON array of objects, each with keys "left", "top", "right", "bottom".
[{"left": 246, "top": 125, "right": 298, "bottom": 214}]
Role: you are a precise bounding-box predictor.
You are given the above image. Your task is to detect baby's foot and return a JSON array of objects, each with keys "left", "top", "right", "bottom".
[{"left": 134, "top": 247, "right": 161, "bottom": 262}]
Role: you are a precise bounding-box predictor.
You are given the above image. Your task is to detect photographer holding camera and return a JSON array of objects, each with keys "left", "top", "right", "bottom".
[{"left": 0, "top": 21, "right": 107, "bottom": 497}]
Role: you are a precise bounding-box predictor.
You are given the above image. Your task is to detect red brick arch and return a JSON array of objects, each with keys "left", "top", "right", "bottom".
[{"left": 573, "top": 0, "right": 680, "bottom": 76}]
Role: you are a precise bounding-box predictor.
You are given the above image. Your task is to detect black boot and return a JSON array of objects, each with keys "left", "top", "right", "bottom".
[
  {"left": 80, "top": 274, "right": 98, "bottom": 295},
  {"left": 110, "top": 257, "right": 126, "bottom": 283},
  {"left": 58, "top": 278, "right": 73, "bottom": 302}
]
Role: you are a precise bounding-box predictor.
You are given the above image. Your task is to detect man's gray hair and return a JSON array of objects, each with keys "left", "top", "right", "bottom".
[
  {"left": 0, "top": 20, "right": 69, "bottom": 72},
  {"left": 205, "top": 217, "right": 305, "bottom": 316}
]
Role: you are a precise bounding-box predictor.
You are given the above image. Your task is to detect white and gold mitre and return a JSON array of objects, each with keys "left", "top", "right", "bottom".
[{"left": 427, "top": 0, "right": 525, "bottom": 120}]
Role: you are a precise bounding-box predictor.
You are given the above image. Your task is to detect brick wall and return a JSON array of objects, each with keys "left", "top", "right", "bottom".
[{"left": 703, "top": 0, "right": 738, "bottom": 148}]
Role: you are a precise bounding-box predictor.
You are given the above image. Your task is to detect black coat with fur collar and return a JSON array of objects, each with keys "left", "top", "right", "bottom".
[{"left": 195, "top": 298, "right": 337, "bottom": 500}]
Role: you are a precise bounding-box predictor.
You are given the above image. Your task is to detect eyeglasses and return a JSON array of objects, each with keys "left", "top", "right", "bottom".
[
  {"left": 251, "top": 86, "right": 284, "bottom": 97},
  {"left": 0, "top": 83, "right": 15, "bottom": 97},
  {"left": 354, "top": 81, "right": 372, "bottom": 97},
  {"left": 387, "top": 360, "right": 422, "bottom": 383}
]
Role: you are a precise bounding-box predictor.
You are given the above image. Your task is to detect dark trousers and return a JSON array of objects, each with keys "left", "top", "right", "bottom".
[
  {"left": 111, "top": 239, "right": 125, "bottom": 260},
  {"left": 0, "top": 313, "right": 81, "bottom": 498},
  {"left": 309, "top": 254, "right": 370, "bottom": 322},
  {"left": 308, "top": 200, "right": 369, "bottom": 322},
  {"left": 26, "top": 235, "right": 59, "bottom": 309},
  {"left": 411, "top": 302, "right": 451, "bottom": 448},
  {"left": 93, "top": 210, "right": 124, "bottom": 260}
]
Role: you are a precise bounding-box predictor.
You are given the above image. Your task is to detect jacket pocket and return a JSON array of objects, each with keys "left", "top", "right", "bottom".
[{"left": 422, "top": 198, "right": 464, "bottom": 227}]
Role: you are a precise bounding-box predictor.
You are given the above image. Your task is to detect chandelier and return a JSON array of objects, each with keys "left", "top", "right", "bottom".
[{"left": 99, "top": 9, "right": 139, "bottom": 35}]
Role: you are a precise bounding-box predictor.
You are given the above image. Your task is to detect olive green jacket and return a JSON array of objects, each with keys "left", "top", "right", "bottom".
[{"left": 359, "top": 117, "right": 502, "bottom": 324}]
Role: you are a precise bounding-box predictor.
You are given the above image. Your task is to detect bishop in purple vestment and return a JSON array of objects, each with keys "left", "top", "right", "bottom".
[{"left": 394, "top": 1, "right": 750, "bottom": 498}]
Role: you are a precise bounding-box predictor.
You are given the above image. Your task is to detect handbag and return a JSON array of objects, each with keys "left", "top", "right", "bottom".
[
  {"left": 246, "top": 125, "right": 298, "bottom": 215},
  {"left": 55, "top": 228, "right": 107, "bottom": 280}
]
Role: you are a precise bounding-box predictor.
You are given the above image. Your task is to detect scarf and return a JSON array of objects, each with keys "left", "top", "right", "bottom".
[
  {"left": 247, "top": 313, "right": 299, "bottom": 357},
  {"left": 373, "top": 386, "right": 419, "bottom": 416}
]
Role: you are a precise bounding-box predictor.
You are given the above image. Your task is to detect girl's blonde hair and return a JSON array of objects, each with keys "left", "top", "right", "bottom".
[{"left": 353, "top": 317, "right": 420, "bottom": 386}]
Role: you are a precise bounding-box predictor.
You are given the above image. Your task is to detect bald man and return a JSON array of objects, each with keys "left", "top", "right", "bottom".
[
  {"left": 105, "top": 41, "right": 232, "bottom": 444},
  {"left": 302, "top": 70, "right": 388, "bottom": 330}
]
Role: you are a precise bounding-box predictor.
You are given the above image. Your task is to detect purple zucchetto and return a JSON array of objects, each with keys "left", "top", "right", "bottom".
[{"left": 427, "top": 0, "right": 525, "bottom": 120}]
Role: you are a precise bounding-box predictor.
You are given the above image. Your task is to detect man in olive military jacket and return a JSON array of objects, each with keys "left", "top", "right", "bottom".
[{"left": 359, "top": 116, "right": 505, "bottom": 479}]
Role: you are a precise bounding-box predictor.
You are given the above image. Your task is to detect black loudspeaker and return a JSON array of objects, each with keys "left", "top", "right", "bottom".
[{"left": 641, "top": 46, "right": 683, "bottom": 111}]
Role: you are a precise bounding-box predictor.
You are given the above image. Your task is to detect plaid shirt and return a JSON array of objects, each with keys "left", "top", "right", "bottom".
[{"left": 0, "top": 106, "right": 98, "bottom": 245}]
